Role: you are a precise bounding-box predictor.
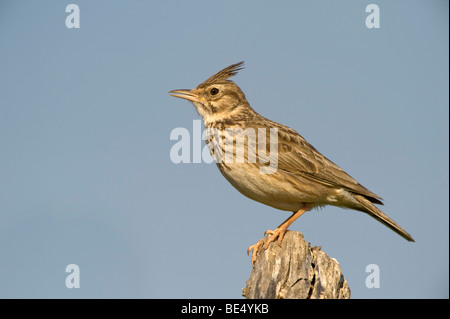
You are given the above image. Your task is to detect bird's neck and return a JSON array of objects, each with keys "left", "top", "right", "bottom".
[{"left": 203, "top": 102, "right": 259, "bottom": 128}]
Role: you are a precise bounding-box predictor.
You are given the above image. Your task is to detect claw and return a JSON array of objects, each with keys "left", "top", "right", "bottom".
[
  {"left": 264, "top": 229, "right": 274, "bottom": 236},
  {"left": 247, "top": 227, "right": 289, "bottom": 265},
  {"left": 247, "top": 239, "right": 265, "bottom": 266},
  {"left": 247, "top": 207, "right": 309, "bottom": 265},
  {"left": 263, "top": 227, "right": 288, "bottom": 249}
]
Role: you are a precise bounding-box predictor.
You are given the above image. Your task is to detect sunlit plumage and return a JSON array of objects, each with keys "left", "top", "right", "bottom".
[{"left": 169, "top": 62, "right": 414, "bottom": 264}]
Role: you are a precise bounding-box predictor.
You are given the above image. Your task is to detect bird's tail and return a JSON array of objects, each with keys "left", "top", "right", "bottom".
[{"left": 354, "top": 194, "right": 415, "bottom": 242}]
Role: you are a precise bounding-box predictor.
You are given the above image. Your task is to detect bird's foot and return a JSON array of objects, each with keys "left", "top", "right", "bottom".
[
  {"left": 247, "top": 239, "right": 265, "bottom": 266},
  {"left": 263, "top": 226, "right": 288, "bottom": 249},
  {"left": 247, "top": 226, "right": 288, "bottom": 266}
]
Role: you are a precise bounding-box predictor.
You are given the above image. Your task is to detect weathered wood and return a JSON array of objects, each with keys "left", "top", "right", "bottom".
[{"left": 242, "top": 231, "right": 350, "bottom": 299}]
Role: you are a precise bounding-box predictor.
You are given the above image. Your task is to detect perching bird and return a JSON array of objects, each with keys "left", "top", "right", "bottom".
[{"left": 169, "top": 61, "right": 414, "bottom": 264}]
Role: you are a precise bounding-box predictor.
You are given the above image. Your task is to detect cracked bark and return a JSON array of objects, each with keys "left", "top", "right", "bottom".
[{"left": 242, "top": 231, "right": 351, "bottom": 299}]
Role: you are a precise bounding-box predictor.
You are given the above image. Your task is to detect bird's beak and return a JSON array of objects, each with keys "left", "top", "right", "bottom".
[{"left": 169, "top": 89, "right": 200, "bottom": 103}]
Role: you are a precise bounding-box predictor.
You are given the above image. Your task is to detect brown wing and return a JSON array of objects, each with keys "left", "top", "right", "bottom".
[{"left": 259, "top": 118, "right": 383, "bottom": 204}]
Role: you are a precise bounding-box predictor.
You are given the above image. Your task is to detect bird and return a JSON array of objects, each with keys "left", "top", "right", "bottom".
[{"left": 169, "top": 61, "right": 414, "bottom": 265}]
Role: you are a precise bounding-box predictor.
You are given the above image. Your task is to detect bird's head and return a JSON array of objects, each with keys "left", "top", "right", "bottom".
[{"left": 169, "top": 62, "right": 251, "bottom": 122}]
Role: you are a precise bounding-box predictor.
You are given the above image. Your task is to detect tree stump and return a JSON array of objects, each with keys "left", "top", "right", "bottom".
[{"left": 242, "top": 231, "right": 350, "bottom": 299}]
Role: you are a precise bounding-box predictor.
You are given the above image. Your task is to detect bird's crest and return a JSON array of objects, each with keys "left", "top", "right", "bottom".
[{"left": 200, "top": 61, "right": 244, "bottom": 86}]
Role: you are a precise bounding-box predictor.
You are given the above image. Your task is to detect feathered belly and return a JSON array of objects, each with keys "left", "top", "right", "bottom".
[{"left": 216, "top": 162, "right": 328, "bottom": 212}]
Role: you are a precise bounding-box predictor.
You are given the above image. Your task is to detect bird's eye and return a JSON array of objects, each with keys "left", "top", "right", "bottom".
[{"left": 210, "top": 88, "right": 219, "bottom": 95}]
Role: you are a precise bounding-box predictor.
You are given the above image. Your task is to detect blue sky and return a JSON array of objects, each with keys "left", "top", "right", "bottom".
[{"left": 0, "top": 1, "right": 448, "bottom": 298}]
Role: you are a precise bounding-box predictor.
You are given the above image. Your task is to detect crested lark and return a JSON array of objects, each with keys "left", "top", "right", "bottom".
[{"left": 169, "top": 62, "right": 414, "bottom": 265}]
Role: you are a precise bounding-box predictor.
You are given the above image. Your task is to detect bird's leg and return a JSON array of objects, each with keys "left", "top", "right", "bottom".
[
  {"left": 247, "top": 206, "right": 310, "bottom": 265},
  {"left": 263, "top": 207, "right": 309, "bottom": 249}
]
